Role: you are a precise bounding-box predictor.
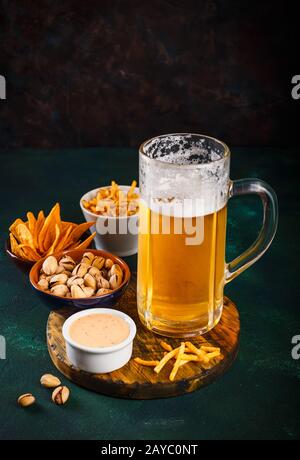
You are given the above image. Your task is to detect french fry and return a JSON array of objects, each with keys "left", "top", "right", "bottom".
[
  {"left": 205, "top": 351, "right": 221, "bottom": 360},
  {"left": 134, "top": 358, "right": 160, "bottom": 367},
  {"left": 169, "top": 342, "right": 185, "bottom": 381},
  {"left": 154, "top": 348, "right": 179, "bottom": 374},
  {"left": 160, "top": 341, "right": 173, "bottom": 352},
  {"left": 185, "top": 342, "right": 210, "bottom": 364},
  {"left": 200, "top": 346, "right": 220, "bottom": 353},
  {"left": 83, "top": 180, "right": 139, "bottom": 217}
]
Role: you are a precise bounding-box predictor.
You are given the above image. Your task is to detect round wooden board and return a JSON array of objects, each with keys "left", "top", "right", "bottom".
[{"left": 47, "top": 274, "right": 240, "bottom": 399}]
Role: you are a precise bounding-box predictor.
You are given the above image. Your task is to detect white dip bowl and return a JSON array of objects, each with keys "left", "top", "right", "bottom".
[
  {"left": 62, "top": 308, "right": 137, "bottom": 374},
  {"left": 80, "top": 185, "right": 139, "bottom": 257}
]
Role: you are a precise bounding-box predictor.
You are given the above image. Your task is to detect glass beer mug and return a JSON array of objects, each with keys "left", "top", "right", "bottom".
[{"left": 137, "top": 134, "right": 278, "bottom": 337}]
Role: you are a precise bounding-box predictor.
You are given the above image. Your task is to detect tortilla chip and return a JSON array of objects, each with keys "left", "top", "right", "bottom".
[
  {"left": 18, "top": 244, "right": 40, "bottom": 261},
  {"left": 26, "top": 212, "right": 36, "bottom": 237},
  {"left": 38, "top": 203, "right": 61, "bottom": 252},
  {"left": 46, "top": 224, "right": 61, "bottom": 255},
  {"left": 72, "top": 232, "right": 96, "bottom": 251},
  {"left": 68, "top": 221, "right": 95, "bottom": 244},
  {"left": 9, "top": 219, "right": 25, "bottom": 239},
  {"left": 15, "top": 223, "right": 35, "bottom": 248}
]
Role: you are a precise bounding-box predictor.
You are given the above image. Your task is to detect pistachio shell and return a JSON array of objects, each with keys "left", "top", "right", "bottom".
[
  {"left": 40, "top": 374, "right": 61, "bottom": 388},
  {"left": 97, "top": 276, "right": 110, "bottom": 290},
  {"left": 72, "top": 263, "right": 89, "bottom": 278},
  {"left": 110, "top": 263, "right": 123, "bottom": 277},
  {"left": 87, "top": 266, "right": 101, "bottom": 278},
  {"left": 59, "top": 255, "right": 76, "bottom": 272},
  {"left": 109, "top": 273, "right": 122, "bottom": 289},
  {"left": 92, "top": 256, "right": 105, "bottom": 270},
  {"left": 83, "top": 286, "right": 95, "bottom": 297},
  {"left": 42, "top": 256, "right": 58, "bottom": 275},
  {"left": 71, "top": 284, "right": 87, "bottom": 298},
  {"left": 104, "top": 258, "right": 114, "bottom": 269},
  {"left": 37, "top": 278, "right": 49, "bottom": 290},
  {"left": 18, "top": 393, "right": 35, "bottom": 407},
  {"left": 52, "top": 386, "right": 70, "bottom": 405},
  {"left": 84, "top": 273, "right": 97, "bottom": 290},
  {"left": 49, "top": 274, "right": 68, "bottom": 287},
  {"left": 97, "top": 288, "right": 112, "bottom": 296},
  {"left": 67, "top": 275, "right": 84, "bottom": 288},
  {"left": 55, "top": 265, "right": 65, "bottom": 274},
  {"left": 51, "top": 284, "right": 69, "bottom": 297},
  {"left": 82, "top": 252, "right": 95, "bottom": 266}
]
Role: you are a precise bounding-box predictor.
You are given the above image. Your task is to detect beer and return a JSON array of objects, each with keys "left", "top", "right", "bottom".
[
  {"left": 137, "top": 201, "right": 227, "bottom": 336},
  {"left": 138, "top": 133, "right": 277, "bottom": 337}
]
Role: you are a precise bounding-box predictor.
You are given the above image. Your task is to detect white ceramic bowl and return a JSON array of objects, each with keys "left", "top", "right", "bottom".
[
  {"left": 62, "top": 308, "right": 137, "bottom": 374},
  {"left": 80, "top": 185, "right": 139, "bottom": 257}
]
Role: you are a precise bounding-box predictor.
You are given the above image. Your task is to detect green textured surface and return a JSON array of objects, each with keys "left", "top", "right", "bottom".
[{"left": 0, "top": 147, "right": 299, "bottom": 440}]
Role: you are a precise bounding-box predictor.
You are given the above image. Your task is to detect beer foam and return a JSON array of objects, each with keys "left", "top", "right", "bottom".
[
  {"left": 144, "top": 134, "right": 224, "bottom": 165},
  {"left": 140, "top": 134, "right": 230, "bottom": 216}
]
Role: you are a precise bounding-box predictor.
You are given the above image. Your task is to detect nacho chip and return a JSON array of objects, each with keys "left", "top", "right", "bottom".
[{"left": 38, "top": 203, "right": 61, "bottom": 252}]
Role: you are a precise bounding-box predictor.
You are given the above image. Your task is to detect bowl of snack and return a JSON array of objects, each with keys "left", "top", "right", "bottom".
[
  {"left": 80, "top": 181, "right": 139, "bottom": 257},
  {"left": 62, "top": 308, "right": 136, "bottom": 373},
  {"left": 29, "top": 249, "right": 130, "bottom": 308},
  {"left": 7, "top": 203, "right": 96, "bottom": 269}
]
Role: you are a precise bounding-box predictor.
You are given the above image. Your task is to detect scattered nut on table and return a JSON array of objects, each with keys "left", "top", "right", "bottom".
[
  {"left": 18, "top": 393, "right": 36, "bottom": 407},
  {"left": 40, "top": 374, "right": 61, "bottom": 388},
  {"left": 52, "top": 386, "right": 70, "bottom": 405},
  {"left": 37, "top": 253, "right": 124, "bottom": 298}
]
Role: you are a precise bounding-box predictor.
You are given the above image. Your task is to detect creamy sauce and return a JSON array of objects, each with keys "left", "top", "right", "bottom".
[{"left": 69, "top": 313, "right": 130, "bottom": 348}]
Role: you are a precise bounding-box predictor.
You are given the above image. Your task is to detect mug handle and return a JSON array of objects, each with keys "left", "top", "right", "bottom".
[{"left": 225, "top": 178, "right": 278, "bottom": 283}]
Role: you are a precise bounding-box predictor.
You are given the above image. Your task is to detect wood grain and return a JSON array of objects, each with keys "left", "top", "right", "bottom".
[{"left": 47, "top": 274, "right": 240, "bottom": 399}]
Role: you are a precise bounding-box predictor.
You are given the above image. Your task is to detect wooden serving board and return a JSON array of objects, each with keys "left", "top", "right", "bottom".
[{"left": 47, "top": 274, "right": 240, "bottom": 399}]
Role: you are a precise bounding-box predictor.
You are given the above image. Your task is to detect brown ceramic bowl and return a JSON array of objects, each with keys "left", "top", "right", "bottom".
[{"left": 29, "top": 248, "right": 131, "bottom": 308}]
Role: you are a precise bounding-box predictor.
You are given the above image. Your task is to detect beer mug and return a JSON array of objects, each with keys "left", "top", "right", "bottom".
[{"left": 137, "top": 134, "right": 278, "bottom": 337}]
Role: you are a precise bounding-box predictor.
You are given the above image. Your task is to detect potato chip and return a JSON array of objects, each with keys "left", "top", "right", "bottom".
[
  {"left": 46, "top": 224, "right": 61, "bottom": 255},
  {"left": 26, "top": 212, "right": 36, "bottom": 236}
]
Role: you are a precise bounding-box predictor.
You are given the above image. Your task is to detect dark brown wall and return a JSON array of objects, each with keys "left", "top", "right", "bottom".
[{"left": 0, "top": 0, "right": 298, "bottom": 148}]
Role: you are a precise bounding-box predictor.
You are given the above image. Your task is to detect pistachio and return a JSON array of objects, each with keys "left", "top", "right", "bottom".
[
  {"left": 67, "top": 275, "right": 84, "bottom": 288},
  {"left": 104, "top": 258, "right": 114, "bottom": 269},
  {"left": 87, "top": 266, "right": 101, "bottom": 278},
  {"left": 97, "top": 288, "right": 112, "bottom": 296},
  {"left": 92, "top": 256, "right": 105, "bottom": 270},
  {"left": 52, "top": 386, "right": 70, "bottom": 405},
  {"left": 40, "top": 374, "right": 61, "bottom": 388},
  {"left": 39, "top": 273, "right": 47, "bottom": 280},
  {"left": 110, "top": 263, "right": 123, "bottom": 278},
  {"left": 49, "top": 273, "right": 68, "bottom": 287},
  {"left": 83, "top": 286, "right": 95, "bottom": 297},
  {"left": 59, "top": 255, "right": 76, "bottom": 272},
  {"left": 109, "top": 273, "right": 122, "bottom": 289},
  {"left": 51, "top": 284, "right": 69, "bottom": 297},
  {"left": 71, "top": 284, "right": 87, "bottom": 298},
  {"left": 97, "top": 276, "right": 110, "bottom": 290},
  {"left": 55, "top": 265, "right": 65, "bottom": 274},
  {"left": 18, "top": 393, "right": 35, "bottom": 407},
  {"left": 42, "top": 256, "right": 58, "bottom": 275},
  {"left": 61, "top": 270, "right": 72, "bottom": 277},
  {"left": 82, "top": 252, "right": 95, "bottom": 266},
  {"left": 37, "top": 278, "right": 49, "bottom": 291},
  {"left": 84, "top": 273, "right": 97, "bottom": 290},
  {"left": 72, "top": 263, "right": 89, "bottom": 278}
]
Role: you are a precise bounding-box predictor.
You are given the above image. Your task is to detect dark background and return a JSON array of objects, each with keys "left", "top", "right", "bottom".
[{"left": 0, "top": 0, "right": 298, "bottom": 149}]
